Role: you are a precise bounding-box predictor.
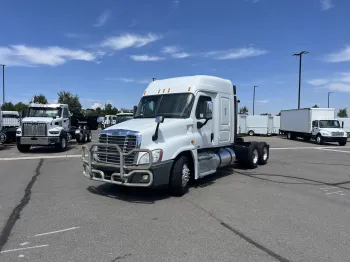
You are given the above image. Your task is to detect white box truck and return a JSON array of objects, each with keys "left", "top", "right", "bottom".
[
  {"left": 238, "top": 115, "right": 272, "bottom": 136},
  {"left": 0, "top": 110, "right": 20, "bottom": 142},
  {"left": 335, "top": 118, "right": 350, "bottom": 137},
  {"left": 272, "top": 116, "right": 280, "bottom": 135},
  {"left": 280, "top": 108, "right": 347, "bottom": 145},
  {"left": 82, "top": 75, "right": 271, "bottom": 196}
]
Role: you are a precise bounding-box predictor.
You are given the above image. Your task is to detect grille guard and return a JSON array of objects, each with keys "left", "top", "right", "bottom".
[{"left": 82, "top": 143, "right": 153, "bottom": 184}]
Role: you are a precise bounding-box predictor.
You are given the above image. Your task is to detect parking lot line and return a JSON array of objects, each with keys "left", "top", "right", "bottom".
[
  {"left": 271, "top": 146, "right": 350, "bottom": 150},
  {"left": 0, "top": 155, "right": 81, "bottom": 161},
  {"left": 316, "top": 148, "right": 350, "bottom": 154},
  {"left": 33, "top": 226, "right": 79, "bottom": 237},
  {"left": 0, "top": 245, "right": 49, "bottom": 254}
]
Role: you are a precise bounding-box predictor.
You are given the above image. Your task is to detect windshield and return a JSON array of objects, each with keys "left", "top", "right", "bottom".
[
  {"left": 319, "top": 120, "right": 340, "bottom": 128},
  {"left": 27, "top": 107, "right": 62, "bottom": 118},
  {"left": 2, "top": 114, "right": 19, "bottom": 118},
  {"left": 135, "top": 93, "right": 194, "bottom": 118}
]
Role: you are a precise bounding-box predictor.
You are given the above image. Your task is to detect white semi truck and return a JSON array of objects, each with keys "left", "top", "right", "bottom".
[
  {"left": 82, "top": 75, "right": 270, "bottom": 196},
  {"left": 16, "top": 103, "right": 73, "bottom": 152},
  {"left": 280, "top": 108, "right": 347, "bottom": 145}
]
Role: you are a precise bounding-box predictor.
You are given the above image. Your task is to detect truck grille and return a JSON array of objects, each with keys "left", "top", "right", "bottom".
[
  {"left": 22, "top": 123, "right": 47, "bottom": 137},
  {"left": 97, "top": 134, "right": 138, "bottom": 165},
  {"left": 331, "top": 132, "right": 344, "bottom": 136}
]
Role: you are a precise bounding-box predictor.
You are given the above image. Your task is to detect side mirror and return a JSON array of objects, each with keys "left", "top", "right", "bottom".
[
  {"left": 155, "top": 115, "right": 164, "bottom": 123},
  {"left": 204, "top": 101, "right": 213, "bottom": 120}
]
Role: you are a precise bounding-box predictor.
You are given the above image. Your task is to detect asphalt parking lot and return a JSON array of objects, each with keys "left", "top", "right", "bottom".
[{"left": 0, "top": 133, "right": 350, "bottom": 262}]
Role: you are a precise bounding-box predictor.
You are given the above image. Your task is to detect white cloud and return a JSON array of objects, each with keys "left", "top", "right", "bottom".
[
  {"left": 256, "top": 100, "right": 270, "bottom": 104},
  {"left": 320, "top": 0, "right": 333, "bottom": 11},
  {"left": 102, "top": 33, "right": 162, "bottom": 50},
  {"left": 307, "top": 78, "right": 329, "bottom": 86},
  {"left": 105, "top": 77, "right": 150, "bottom": 84},
  {"left": 172, "top": 52, "right": 191, "bottom": 58},
  {"left": 91, "top": 103, "right": 101, "bottom": 109},
  {"left": 325, "top": 46, "right": 350, "bottom": 62},
  {"left": 162, "top": 46, "right": 180, "bottom": 54},
  {"left": 0, "top": 45, "right": 97, "bottom": 67},
  {"left": 205, "top": 47, "right": 268, "bottom": 60},
  {"left": 130, "top": 55, "right": 164, "bottom": 62},
  {"left": 64, "top": 33, "right": 88, "bottom": 39},
  {"left": 94, "top": 10, "right": 111, "bottom": 27}
]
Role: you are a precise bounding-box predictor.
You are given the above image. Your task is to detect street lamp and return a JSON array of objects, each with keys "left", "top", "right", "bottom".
[
  {"left": 0, "top": 64, "right": 5, "bottom": 107},
  {"left": 293, "top": 51, "right": 309, "bottom": 109},
  {"left": 328, "top": 92, "right": 333, "bottom": 108},
  {"left": 253, "top": 85, "right": 258, "bottom": 115}
]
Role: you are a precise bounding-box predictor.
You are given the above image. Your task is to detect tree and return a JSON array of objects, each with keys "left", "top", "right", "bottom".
[
  {"left": 1, "top": 102, "right": 15, "bottom": 111},
  {"left": 32, "top": 94, "right": 48, "bottom": 104},
  {"left": 337, "top": 108, "right": 348, "bottom": 118},
  {"left": 95, "top": 107, "right": 103, "bottom": 115},
  {"left": 57, "top": 91, "right": 82, "bottom": 115},
  {"left": 14, "top": 102, "right": 28, "bottom": 112},
  {"left": 104, "top": 103, "right": 118, "bottom": 115},
  {"left": 312, "top": 104, "right": 319, "bottom": 108},
  {"left": 239, "top": 106, "right": 248, "bottom": 115}
]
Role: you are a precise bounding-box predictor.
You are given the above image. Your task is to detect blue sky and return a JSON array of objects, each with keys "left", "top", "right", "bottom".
[{"left": 0, "top": 0, "right": 350, "bottom": 114}]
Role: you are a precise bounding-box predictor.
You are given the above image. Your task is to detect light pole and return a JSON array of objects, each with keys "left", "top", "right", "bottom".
[
  {"left": 253, "top": 85, "right": 258, "bottom": 115},
  {"left": 328, "top": 92, "right": 333, "bottom": 108},
  {"left": 1, "top": 64, "right": 5, "bottom": 107},
  {"left": 293, "top": 51, "right": 309, "bottom": 109}
]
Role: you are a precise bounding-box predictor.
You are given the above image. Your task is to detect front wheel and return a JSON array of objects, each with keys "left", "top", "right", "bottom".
[
  {"left": 55, "top": 136, "right": 68, "bottom": 152},
  {"left": 17, "top": 143, "right": 31, "bottom": 152},
  {"left": 338, "top": 140, "right": 347, "bottom": 146},
  {"left": 169, "top": 155, "right": 191, "bottom": 197},
  {"left": 316, "top": 135, "right": 323, "bottom": 145}
]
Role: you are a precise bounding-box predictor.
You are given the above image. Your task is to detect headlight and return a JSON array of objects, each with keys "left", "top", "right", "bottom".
[
  {"left": 49, "top": 130, "right": 60, "bottom": 135},
  {"left": 138, "top": 149, "right": 163, "bottom": 165},
  {"left": 321, "top": 132, "right": 330, "bottom": 136},
  {"left": 16, "top": 130, "right": 21, "bottom": 134}
]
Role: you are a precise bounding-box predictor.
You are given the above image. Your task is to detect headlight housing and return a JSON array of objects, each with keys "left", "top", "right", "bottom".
[
  {"left": 49, "top": 130, "right": 60, "bottom": 135},
  {"left": 321, "top": 132, "right": 330, "bottom": 136},
  {"left": 138, "top": 149, "right": 163, "bottom": 165}
]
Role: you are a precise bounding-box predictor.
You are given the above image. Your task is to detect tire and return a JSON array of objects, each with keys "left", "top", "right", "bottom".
[
  {"left": 87, "top": 132, "right": 92, "bottom": 142},
  {"left": 248, "top": 130, "right": 255, "bottom": 136},
  {"left": 338, "top": 140, "right": 347, "bottom": 146},
  {"left": 287, "top": 132, "right": 294, "bottom": 140},
  {"left": 316, "top": 134, "right": 323, "bottom": 145},
  {"left": 244, "top": 143, "right": 259, "bottom": 169},
  {"left": 55, "top": 135, "right": 68, "bottom": 152},
  {"left": 17, "top": 143, "right": 31, "bottom": 153},
  {"left": 169, "top": 155, "right": 191, "bottom": 197},
  {"left": 257, "top": 142, "right": 269, "bottom": 165}
]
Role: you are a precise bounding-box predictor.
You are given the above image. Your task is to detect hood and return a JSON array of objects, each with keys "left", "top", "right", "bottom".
[
  {"left": 102, "top": 117, "right": 194, "bottom": 149},
  {"left": 22, "top": 117, "right": 55, "bottom": 123},
  {"left": 320, "top": 127, "right": 346, "bottom": 133}
]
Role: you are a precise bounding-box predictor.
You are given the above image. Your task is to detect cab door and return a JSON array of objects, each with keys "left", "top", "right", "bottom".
[
  {"left": 312, "top": 120, "right": 319, "bottom": 136},
  {"left": 62, "top": 108, "right": 70, "bottom": 131},
  {"left": 193, "top": 92, "right": 214, "bottom": 149}
]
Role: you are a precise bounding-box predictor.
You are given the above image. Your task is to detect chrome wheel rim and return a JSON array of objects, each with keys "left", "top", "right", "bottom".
[
  {"left": 263, "top": 147, "right": 268, "bottom": 160},
  {"left": 62, "top": 138, "right": 67, "bottom": 148},
  {"left": 317, "top": 136, "right": 321, "bottom": 144},
  {"left": 182, "top": 164, "right": 190, "bottom": 187},
  {"left": 253, "top": 149, "right": 258, "bottom": 164}
]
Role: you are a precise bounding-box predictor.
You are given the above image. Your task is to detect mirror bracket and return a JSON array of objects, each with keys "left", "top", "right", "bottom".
[{"left": 152, "top": 116, "right": 164, "bottom": 141}]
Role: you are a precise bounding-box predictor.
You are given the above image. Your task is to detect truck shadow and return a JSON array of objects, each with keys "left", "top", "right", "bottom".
[{"left": 87, "top": 184, "right": 170, "bottom": 204}]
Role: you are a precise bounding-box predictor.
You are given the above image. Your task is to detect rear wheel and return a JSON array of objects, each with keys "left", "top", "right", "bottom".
[
  {"left": 169, "top": 155, "right": 191, "bottom": 196},
  {"left": 244, "top": 143, "right": 259, "bottom": 169},
  {"left": 257, "top": 142, "right": 269, "bottom": 165},
  {"left": 248, "top": 130, "right": 255, "bottom": 136},
  {"left": 287, "top": 132, "right": 294, "bottom": 140},
  {"left": 17, "top": 143, "right": 31, "bottom": 153}
]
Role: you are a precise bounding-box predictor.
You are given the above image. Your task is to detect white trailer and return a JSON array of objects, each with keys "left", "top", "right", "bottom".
[
  {"left": 280, "top": 108, "right": 347, "bottom": 145},
  {"left": 238, "top": 115, "right": 271, "bottom": 136},
  {"left": 273, "top": 116, "right": 280, "bottom": 135},
  {"left": 0, "top": 111, "right": 20, "bottom": 142},
  {"left": 82, "top": 75, "right": 271, "bottom": 196},
  {"left": 335, "top": 118, "right": 350, "bottom": 137}
]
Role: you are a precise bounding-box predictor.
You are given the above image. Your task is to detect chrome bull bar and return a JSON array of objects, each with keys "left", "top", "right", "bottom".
[{"left": 82, "top": 143, "right": 154, "bottom": 187}]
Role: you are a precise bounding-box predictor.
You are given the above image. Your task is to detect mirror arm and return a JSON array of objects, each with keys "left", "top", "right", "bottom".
[
  {"left": 197, "top": 119, "right": 209, "bottom": 129},
  {"left": 152, "top": 122, "right": 161, "bottom": 141}
]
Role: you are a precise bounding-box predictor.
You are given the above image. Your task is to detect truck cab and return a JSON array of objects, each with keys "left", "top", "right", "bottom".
[
  {"left": 16, "top": 103, "right": 72, "bottom": 152},
  {"left": 312, "top": 119, "right": 347, "bottom": 145},
  {"left": 82, "top": 75, "right": 270, "bottom": 196}
]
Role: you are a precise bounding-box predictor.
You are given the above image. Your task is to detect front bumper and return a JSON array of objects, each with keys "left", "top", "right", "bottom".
[
  {"left": 17, "top": 136, "right": 60, "bottom": 145},
  {"left": 82, "top": 143, "right": 173, "bottom": 188},
  {"left": 322, "top": 136, "right": 347, "bottom": 143}
]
